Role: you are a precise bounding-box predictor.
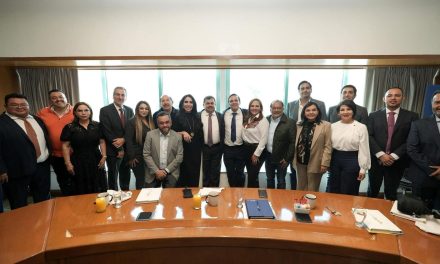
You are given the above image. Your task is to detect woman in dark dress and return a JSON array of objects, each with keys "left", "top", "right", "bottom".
[
  {"left": 174, "top": 94, "right": 203, "bottom": 187},
  {"left": 61, "top": 102, "right": 107, "bottom": 194},
  {"left": 125, "top": 101, "right": 155, "bottom": 189}
]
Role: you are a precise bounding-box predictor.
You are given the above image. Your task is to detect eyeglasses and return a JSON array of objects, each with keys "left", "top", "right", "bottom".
[{"left": 7, "top": 104, "right": 29, "bottom": 108}]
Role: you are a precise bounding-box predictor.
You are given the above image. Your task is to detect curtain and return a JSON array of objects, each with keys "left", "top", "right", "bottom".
[
  {"left": 364, "top": 67, "right": 438, "bottom": 114},
  {"left": 16, "top": 68, "right": 79, "bottom": 114}
]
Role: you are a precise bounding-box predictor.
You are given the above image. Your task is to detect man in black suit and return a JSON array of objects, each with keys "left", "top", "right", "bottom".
[
  {"left": 367, "top": 87, "right": 419, "bottom": 200},
  {"left": 200, "top": 96, "right": 225, "bottom": 187},
  {"left": 407, "top": 91, "right": 440, "bottom": 210},
  {"left": 0, "top": 93, "right": 51, "bottom": 209},
  {"left": 223, "top": 94, "right": 248, "bottom": 187},
  {"left": 328, "top": 85, "right": 368, "bottom": 124},
  {"left": 99, "top": 87, "right": 134, "bottom": 191}
]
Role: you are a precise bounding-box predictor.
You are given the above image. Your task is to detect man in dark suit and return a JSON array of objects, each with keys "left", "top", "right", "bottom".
[
  {"left": 328, "top": 85, "right": 368, "bottom": 124},
  {"left": 367, "top": 87, "right": 419, "bottom": 200},
  {"left": 407, "top": 90, "right": 440, "bottom": 210},
  {"left": 99, "top": 87, "right": 134, "bottom": 191},
  {"left": 223, "top": 94, "right": 248, "bottom": 187},
  {"left": 286, "top": 80, "right": 326, "bottom": 190},
  {"left": 143, "top": 111, "right": 183, "bottom": 188},
  {"left": 265, "top": 100, "right": 295, "bottom": 189},
  {"left": 0, "top": 93, "right": 51, "bottom": 209},
  {"left": 200, "top": 96, "right": 225, "bottom": 187}
]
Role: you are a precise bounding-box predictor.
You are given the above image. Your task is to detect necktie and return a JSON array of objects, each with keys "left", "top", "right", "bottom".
[
  {"left": 385, "top": 111, "right": 395, "bottom": 153},
  {"left": 208, "top": 113, "right": 213, "bottom": 146},
  {"left": 21, "top": 118, "right": 41, "bottom": 158},
  {"left": 231, "top": 112, "right": 237, "bottom": 143},
  {"left": 119, "top": 108, "right": 125, "bottom": 128}
]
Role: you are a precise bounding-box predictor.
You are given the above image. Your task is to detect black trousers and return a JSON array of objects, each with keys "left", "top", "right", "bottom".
[
  {"left": 327, "top": 150, "right": 360, "bottom": 195},
  {"left": 131, "top": 160, "right": 147, "bottom": 190},
  {"left": 3, "top": 159, "right": 51, "bottom": 210},
  {"left": 107, "top": 155, "right": 131, "bottom": 191},
  {"left": 413, "top": 176, "right": 440, "bottom": 210},
  {"left": 289, "top": 163, "right": 297, "bottom": 190},
  {"left": 202, "top": 144, "right": 223, "bottom": 187},
  {"left": 244, "top": 143, "right": 266, "bottom": 188},
  {"left": 368, "top": 159, "right": 405, "bottom": 200},
  {"left": 223, "top": 145, "right": 246, "bottom": 187},
  {"left": 51, "top": 156, "right": 76, "bottom": 196}
]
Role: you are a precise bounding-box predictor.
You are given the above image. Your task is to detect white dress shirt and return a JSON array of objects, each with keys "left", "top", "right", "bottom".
[
  {"left": 159, "top": 131, "right": 169, "bottom": 169},
  {"left": 331, "top": 120, "right": 371, "bottom": 174},
  {"left": 224, "top": 108, "right": 244, "bottom": 146},
  {"left": 242, "top": 116, "right": 269, "bottom": 157},
  {"left": 266, "top": 116, "right": 280, "bottom": 153},
  {"left": 201, "top": 111, "right": 220, "bottom": 145}
]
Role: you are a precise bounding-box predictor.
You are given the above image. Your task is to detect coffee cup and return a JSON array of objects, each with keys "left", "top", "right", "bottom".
[
  {"left": 304, "top": 193, "right": 317, "bottom": 209},
  {"left": 205, "top": 192, "right": 219, "bottom": 207}
]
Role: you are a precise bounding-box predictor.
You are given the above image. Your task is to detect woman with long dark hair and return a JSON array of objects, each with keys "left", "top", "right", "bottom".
[
  {"left": 125, "top": 101, "right": 155, "bottom": 189},
  {"left": 61, "top": 102, "right": 107, "bottom": 194},
  {"left": 174, "top": 94, "right": 203, "bottom": 187},
  {"left": 242, "top": 98, "right": 269, "bottom": 188},
  {"left": 294, "top": 101, "right": 332, "bottom": 191}
]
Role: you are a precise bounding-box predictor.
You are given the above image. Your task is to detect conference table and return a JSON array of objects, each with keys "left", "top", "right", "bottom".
[{"left": 0, "top": 188, "right": 439, "bottom": 263}]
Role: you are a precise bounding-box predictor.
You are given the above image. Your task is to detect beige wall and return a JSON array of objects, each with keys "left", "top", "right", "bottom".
[
  {"left": 0, "top": 0, "right": 439, "bottom": 57},
  {"left": 0, "top": 67, "right": 20, "bottom": 112}
]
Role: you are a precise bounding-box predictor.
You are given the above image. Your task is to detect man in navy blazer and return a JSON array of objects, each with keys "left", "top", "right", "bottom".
[
  {"left": 0, "top": 93, "right": 51, "bottom": 209},
  {"left": 328, "top": 85, "right": 368, "bottom": 124},
  {"left": 200, "top": 96, "right": 225, "bottom": 187},
  {"left": 367, "top": 87, "right": 419, "bottom": 200},
  {"left": 99, "top": 87, "right": 134, "bottom": 191},
  {"left": 407, "top": 91, "right": 440, "bottom": 210},
  {"left": 286, "top": 80, "right": 326, "bottom": 190}
]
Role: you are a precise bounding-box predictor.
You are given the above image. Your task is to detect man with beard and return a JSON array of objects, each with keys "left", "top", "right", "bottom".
[{"left": 153, "top": 95, "right": 178, "bottom": 129}]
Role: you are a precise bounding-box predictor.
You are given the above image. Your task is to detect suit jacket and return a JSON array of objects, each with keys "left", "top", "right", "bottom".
[
  {"left": 199, "top": 110, "right": 225, "bottom": 145},
  {"left": 143, "top": 129, "right": 183, "bottom": 183},
  {"left": 293, "top": 120, "right": 332, "bottom": 173},
  {"left": 124, "top": 117, "right": 151, "bottom": 161},
  {"left": 266, "top": 114, "right": 296, "bottom": 163},
  {"left": 407, "top": 117, "right": 440, "bottom": 186},
  {"left": 286, "top": 98, "right": 327, "bottom": 122},
  {"left": 328, "top": 104, "right": 368, "bottom": 124},
  {"left": 0, "top": 113, "right": 50, "bottom": 179},
  {"left": 153, "top": 107, "right": 178, "bottom": 129},
  {"left": 99, "top": 104, "right": 134, "bottom": 157},
  {"left": 368, "top": 108, "right": 419, "bottom": 168}
]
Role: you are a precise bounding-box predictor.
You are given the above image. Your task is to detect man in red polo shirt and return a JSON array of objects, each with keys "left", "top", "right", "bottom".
[{"left": 37, "top": 89, "right": 75, "bottom": 195}]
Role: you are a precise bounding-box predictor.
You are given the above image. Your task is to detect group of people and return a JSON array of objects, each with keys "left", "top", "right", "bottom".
[{"left": 1, "top": 80, "right": 439, "bottom": 212}]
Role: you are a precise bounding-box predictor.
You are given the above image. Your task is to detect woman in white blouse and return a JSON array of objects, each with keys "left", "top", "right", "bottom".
[
  {"left": 242, "top": 98, "right": 269, "bottom": 188},
  {"left": 327, "top": 100, "right": 371, "bottom": 195}
]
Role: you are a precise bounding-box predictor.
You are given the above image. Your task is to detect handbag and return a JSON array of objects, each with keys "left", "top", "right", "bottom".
[{"left": 397, "top": 194, "right": 431, "bottom": 216}]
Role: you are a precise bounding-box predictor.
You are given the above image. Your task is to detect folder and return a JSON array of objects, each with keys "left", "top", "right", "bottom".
[
  {"left": 245, "top": 199, "right": 275, "bottom": 219},
  {"left": 135, "top": 188, "right": 162, "bottom": 204}
]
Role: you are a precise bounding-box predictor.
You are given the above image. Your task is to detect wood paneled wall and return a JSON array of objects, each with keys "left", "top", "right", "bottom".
[{"left": 0, "top": 66, "right": 19, "bottom": 112}]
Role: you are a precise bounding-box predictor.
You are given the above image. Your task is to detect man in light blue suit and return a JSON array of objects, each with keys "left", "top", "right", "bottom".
[
  {"left": 143, "top": 111, "right": 183, "bottom": 188},
  {"left": 286, "top": 81, "right": 327, "bottom": 189}
]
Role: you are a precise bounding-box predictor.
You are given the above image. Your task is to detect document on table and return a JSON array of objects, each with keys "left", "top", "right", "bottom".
[
  {"left": 136, "top": 188, "right": 162, "bottom": 204},
  {"left": 353, "top": 208, "right": 403, "bottom": 235}
]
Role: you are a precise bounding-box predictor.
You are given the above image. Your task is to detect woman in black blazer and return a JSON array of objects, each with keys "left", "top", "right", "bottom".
[{"left": 125, "top": 101, "right": 155, "bottom": 189}]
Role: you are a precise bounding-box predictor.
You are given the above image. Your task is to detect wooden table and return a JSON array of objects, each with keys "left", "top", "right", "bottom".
[{"left": 1, "top": 188, "right": 439, "bottom": 263}]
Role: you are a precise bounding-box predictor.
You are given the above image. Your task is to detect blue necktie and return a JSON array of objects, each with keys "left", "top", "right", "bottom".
[{"left": 231, "top": 112, "right": 237, "bottom": 142}]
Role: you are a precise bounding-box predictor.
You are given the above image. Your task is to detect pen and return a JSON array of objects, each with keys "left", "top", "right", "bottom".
[{"left": 256, "top": 200, "right": 261, "bottom": 211}]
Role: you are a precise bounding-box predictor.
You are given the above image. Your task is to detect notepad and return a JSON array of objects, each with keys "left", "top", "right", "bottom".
[
  {"left": 353, "top": 208, "right": 403, "bottom": 235},
  {"left": 245, "top": 199, "right": 275, "bottom": 219},
  {"left": 135, "top": 188, "right": 162, "bottom": 204}
]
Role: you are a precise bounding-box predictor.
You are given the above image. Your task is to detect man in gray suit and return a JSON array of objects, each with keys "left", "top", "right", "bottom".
[
  {"left": 328, "top": 85, "right": 368, "bottom": 124},
  {"left": 143, "top": 111, "right": 183, "bottom": 188},
  {"left": 286, "top": 80, "right": 327, "bottom": 189}
]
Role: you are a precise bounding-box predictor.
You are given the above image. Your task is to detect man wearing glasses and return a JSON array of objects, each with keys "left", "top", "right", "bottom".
[{"left": 0, "top": 93, "right": 51, "bottom": 210}]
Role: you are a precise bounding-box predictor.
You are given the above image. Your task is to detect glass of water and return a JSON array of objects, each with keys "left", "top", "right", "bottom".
[{"left": 114, "top": 191, "right": 122, "bottom": 209}]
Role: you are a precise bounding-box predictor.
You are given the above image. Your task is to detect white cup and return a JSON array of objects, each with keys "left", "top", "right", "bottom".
[
  {"left": 97, "top": 192, "right": 113, "bottom": 206},
  {"left": 304, "top": 193, "right": 317, "bottom": 209},
  {"left": 205, "top": 192, "right": 219, "bottom": 207}
]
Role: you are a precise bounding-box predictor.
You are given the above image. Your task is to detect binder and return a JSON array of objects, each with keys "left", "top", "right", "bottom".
[{"left": 245, "top": 199, "right": 275, "bottom": 219}]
